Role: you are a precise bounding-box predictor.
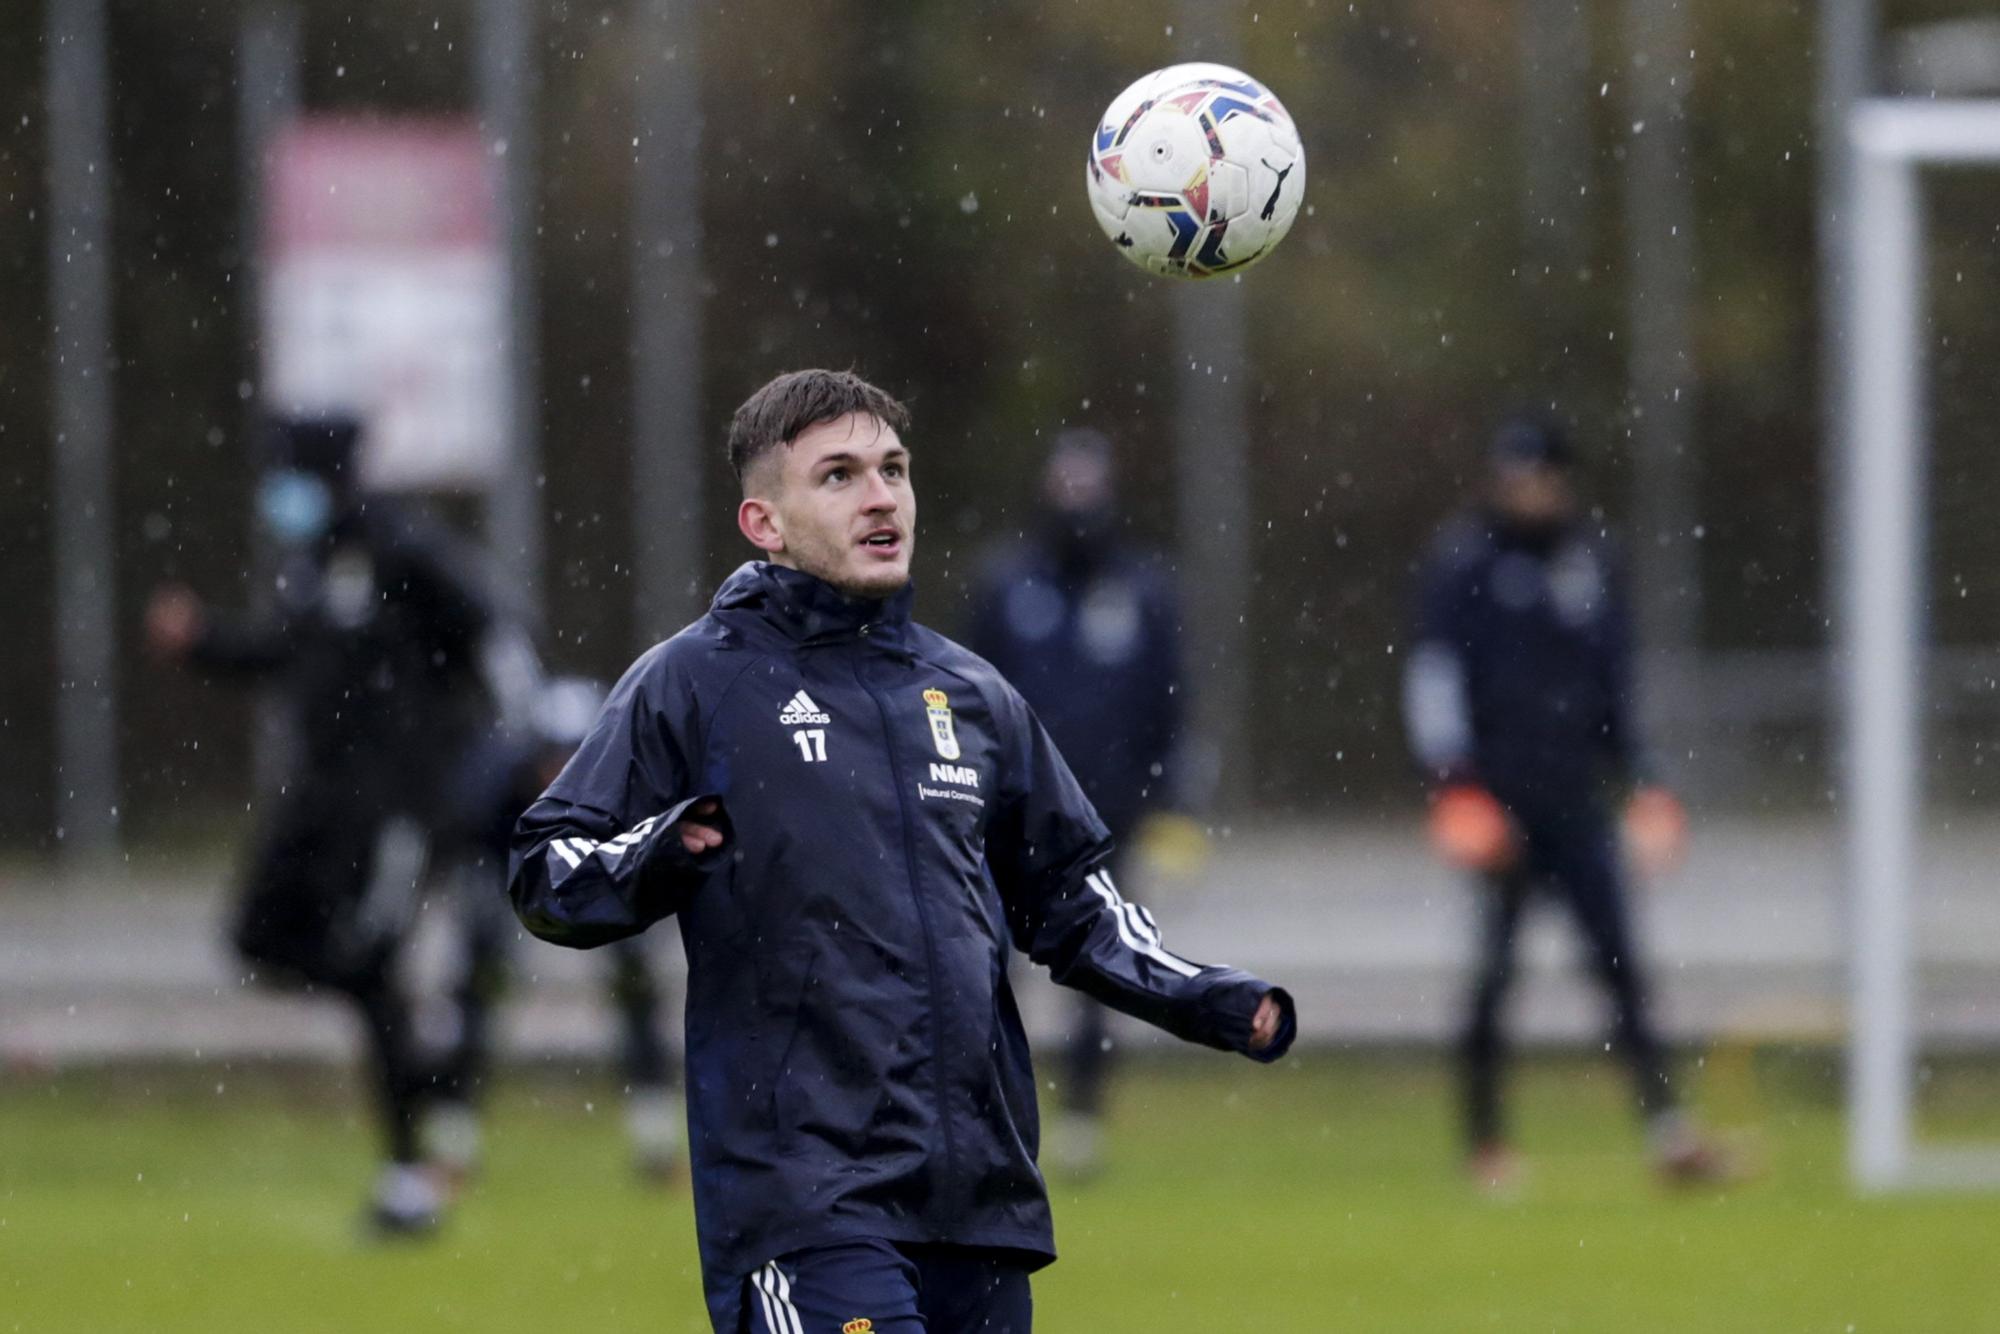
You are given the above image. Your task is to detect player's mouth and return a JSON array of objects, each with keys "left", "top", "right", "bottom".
[{"left": 858, "top": 527, "right": 904, "bottom": 558}]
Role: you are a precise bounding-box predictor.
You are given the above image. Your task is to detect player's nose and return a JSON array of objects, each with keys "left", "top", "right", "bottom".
[{"left": 859, "top": 470, "right": 899, "bottom": 512}]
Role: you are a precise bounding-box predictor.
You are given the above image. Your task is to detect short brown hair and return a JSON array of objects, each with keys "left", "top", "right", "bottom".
[{"left": 727, "top": 369, "right": 912, "bottom": 489}]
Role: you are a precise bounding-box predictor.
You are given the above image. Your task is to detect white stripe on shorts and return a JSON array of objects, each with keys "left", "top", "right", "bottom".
[{"left": 755, "top": 1262, "right": 803, "bottom": 1334}]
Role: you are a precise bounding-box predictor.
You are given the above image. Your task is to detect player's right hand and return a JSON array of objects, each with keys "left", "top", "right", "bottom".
[
  {"left": 676, "top": 799, "right": 727, "bottom": 855},
  {"left": 1248, "top": 992, "right": 1285, "bottom": 1052},
  {"left": 143, "top": 584, "right": 205, "bottom": 662},
  {"left": 1426, "top": 784, "right": 1518, "bottom": 873}
]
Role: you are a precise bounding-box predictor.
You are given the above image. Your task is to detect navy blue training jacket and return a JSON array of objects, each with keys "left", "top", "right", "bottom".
[
  {"left": 509, "top": 562, "right": 1294, "bottom": 1298},
  {"left": 1403, "top": 512, "right": 1648, "bottom": 811}
]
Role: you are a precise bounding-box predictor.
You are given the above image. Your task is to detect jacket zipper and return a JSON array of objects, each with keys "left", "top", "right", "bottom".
[{"left": 851, "top": 641, "right": 959, "bottom": 1209}]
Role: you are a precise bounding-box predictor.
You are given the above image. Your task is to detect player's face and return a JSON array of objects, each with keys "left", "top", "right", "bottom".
[
  {"left": 742, "top": 412, "right": 916, "bottom": 599},
  {"left": 1490, "top": 460, "right": 1574, "bottom": 527}
]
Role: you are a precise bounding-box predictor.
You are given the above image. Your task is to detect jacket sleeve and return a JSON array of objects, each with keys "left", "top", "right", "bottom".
[
  {"left": 1402, "top": 536, "right": 1478, "bottom": 786},
  {"left": 507, "top": 644, "right": 729, "bottom": 948},
  {"left": 1595, "top": 542, "right": 1657, "bottom": 786},
  {"left": 385, "top": 508, "right": 548, "bottom": 734},
  {"left": 983, "top": 680, "right": 1295, "bottom": 1063},
  {"left": 188, "top": 609, "right": 295, "bottom": 677},
  {"left": 381, "top": 509, "right": 497, "bottom": 652}
]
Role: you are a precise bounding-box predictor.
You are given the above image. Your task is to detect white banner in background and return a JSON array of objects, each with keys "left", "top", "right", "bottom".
[{"left": 262, "top": 118, "right": 504, "bottom": 492}]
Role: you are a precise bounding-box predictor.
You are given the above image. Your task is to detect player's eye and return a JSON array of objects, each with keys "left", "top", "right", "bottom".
[
  {"left": 884, "top": 462, "right": 905, "bottom": 480},
  {"left": 823, "top": 467, "right": 847, "bottom": 485}
]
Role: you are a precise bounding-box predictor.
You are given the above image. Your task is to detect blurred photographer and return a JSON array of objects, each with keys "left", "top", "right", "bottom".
[{"left": 145, "top": 413, "right": 537, "bottom": 1234}]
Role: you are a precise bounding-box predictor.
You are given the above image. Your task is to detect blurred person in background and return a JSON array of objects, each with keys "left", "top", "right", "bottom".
[
  {"left": 143, "top": 413, "right": 539, "bottom": 1235},
  {"left": 1402, "top": 412, "right": 1725, "bottom": 1193},
  {"left": 424, "top": 674, "right": 683, "bottom": 1186},
  {"left": 967, "top": 428, "right": 1195, "bottom": 1179}
]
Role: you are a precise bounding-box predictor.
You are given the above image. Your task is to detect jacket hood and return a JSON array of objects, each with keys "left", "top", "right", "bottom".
[{"left": 712, "top": 561, "right": 915, "bottom": 645}]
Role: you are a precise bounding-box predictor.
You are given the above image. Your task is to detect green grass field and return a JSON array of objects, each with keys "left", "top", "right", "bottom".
[{"left": 4, "top": 1050, "right": 1998, "bottom": 1332}]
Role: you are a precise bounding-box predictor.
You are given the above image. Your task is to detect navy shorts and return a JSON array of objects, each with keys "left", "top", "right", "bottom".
[{"left": 714, "top": 1238, "right": 1034, "bottom": 1333}]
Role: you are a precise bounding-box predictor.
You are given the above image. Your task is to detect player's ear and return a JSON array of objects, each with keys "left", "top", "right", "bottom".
[{"left": 737, "top": 496, "right": 785, "bottom": 554}]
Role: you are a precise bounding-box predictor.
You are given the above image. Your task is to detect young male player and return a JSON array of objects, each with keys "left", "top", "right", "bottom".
[{"left": 509, "top": 369, "right": 1295, "bottom": 1332}]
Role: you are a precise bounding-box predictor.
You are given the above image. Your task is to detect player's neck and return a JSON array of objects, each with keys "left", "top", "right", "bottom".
[{"left": 719, "top": 561, "right": 915, "bottom": 643}]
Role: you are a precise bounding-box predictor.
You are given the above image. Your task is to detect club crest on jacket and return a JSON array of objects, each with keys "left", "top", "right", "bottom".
[{"left": 923, "top": 688, "right": 960, "bottom": 760}]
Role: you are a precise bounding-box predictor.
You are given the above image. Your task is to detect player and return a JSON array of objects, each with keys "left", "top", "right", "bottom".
[
  {"left": 967, "top": 428, "right": 1190, "bottom": 1178},
  {"left": 145, "top": 413, "right": 535, "bottom": 1234},
  {"left": 424, "top": 676, "right": 682, "bottom": 1183},
  {"left": 509, "top": 369, "right": 1295, "bottom": 1332},
  {"left": 1402, "top": 412, "right": 1724, "bottom": 1191}
]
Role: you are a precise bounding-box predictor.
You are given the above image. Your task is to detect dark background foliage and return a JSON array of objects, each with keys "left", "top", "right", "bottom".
[{"left": 5, "top": 0, "right": 1998, "bottom": 846}]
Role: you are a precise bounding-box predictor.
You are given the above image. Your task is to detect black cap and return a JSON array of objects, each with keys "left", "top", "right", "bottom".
[
  {"left": 1488, "top": 413, "right": 1574, "bottom": 469},
  {"left": 264, "top": 413, "right": 361, "bottom": 484}
]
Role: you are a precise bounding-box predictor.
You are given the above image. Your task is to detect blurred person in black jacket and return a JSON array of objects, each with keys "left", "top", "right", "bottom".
[
  {"left": 145, "top": 413, "right": 538, "bottom": 1234},
  {"left": 1403, "top": 413, "right": 1729, "bottom": 1193},
  {"left": 967, "top": 428, "right": 1193, "bottom": 1178}
]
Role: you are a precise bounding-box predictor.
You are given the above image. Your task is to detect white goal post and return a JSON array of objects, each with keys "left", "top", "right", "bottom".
[{"left": 1843, "top": 97, "right": 2000, "bottom": 1192}]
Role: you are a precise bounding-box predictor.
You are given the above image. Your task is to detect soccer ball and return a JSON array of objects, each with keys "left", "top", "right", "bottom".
[{"left": 1085, "top": 63, "right": 1305, "bottom": 279}]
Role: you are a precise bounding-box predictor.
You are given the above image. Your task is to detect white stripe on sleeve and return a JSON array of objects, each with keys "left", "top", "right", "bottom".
[
  {"left": 1086, "top": 870, "right": 1202, "bottom": 979},
  {"left": 547, "top": 814, "right": 666, "bottom": 873},
  {"left": 1404, "top": 641, "right": 1473, "bottom": 773}
]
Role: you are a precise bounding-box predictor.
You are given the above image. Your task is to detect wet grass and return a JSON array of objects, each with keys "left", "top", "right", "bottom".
[{"left": 2, "top": 1049, "right": 1997, "bottom": 1331}]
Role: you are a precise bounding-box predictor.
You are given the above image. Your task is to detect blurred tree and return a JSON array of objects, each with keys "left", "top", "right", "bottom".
[{"left": 12, "top": 0, "right": 1982, "bottom": 844}]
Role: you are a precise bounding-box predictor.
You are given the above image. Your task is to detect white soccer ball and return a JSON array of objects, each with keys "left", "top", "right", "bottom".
[{"left": 1085, "top": 63, "right": 1305, "bottom": 280}]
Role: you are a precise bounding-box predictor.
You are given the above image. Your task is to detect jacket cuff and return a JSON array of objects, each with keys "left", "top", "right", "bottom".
[
  {"left": 635, "top": 794, "right": 731, "bottom": 898},
  {"left": 1199, "top": 969, "right": 1297, "bottom": 1063}
]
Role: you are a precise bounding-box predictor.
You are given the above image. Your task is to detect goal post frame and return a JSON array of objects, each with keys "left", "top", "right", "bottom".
[{"left": 1842, "top": 97, "right": 2000, "bottom": 1192}]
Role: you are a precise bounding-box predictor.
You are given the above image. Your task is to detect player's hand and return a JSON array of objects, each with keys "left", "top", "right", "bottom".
[
  {"left": 1427, "top": 783, "right": 1518, "bottom": 873},
  {"left": 143, "top": 584, "right": 205, "bottom": 662},
  {"left": 1623, "top": 785, "right": 1687, "bottom": 879},
  {"left": 1248, "top": 993, "right": 1284, "bottom": 1053},
  {"left": 676, "top": 799, "right": 726, "bottom": 856},
  {"left": 1240, "top": 1000, "right": 1288, "bottom": 1056}
]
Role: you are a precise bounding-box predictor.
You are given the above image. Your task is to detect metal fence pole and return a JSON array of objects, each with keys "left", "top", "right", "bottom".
[
  {"left": 1172, "top": 2, "right": 1253, "bottom": 807},
  {"left": 631, "top": 0, "right": 706, "bottom": 646},
  {"left": 1621, "top": 0, "right": 1703, "bottom": 780},
  {"left": 45, "top": 0, "right": 120, "bottom": 860},
  {"left": 237, "top": 0, "right": 302, "bottom": 797},
  {"left": 478, "top": 0, "right": 545, "bottom": 622},
  {"left": 1512, "top": 1, "right": 1592, "bottom": 284}
]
